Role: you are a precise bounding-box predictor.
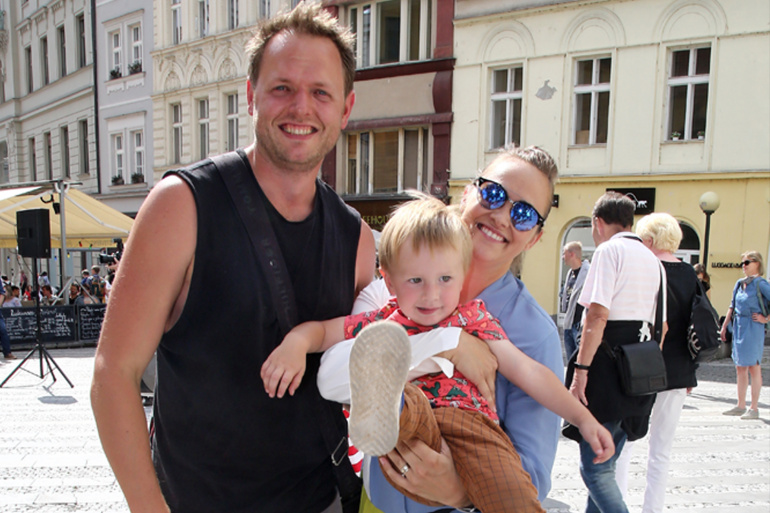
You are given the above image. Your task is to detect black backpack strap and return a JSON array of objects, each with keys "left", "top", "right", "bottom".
[{"left": 211, "top": 151, "right": 361, "bottom": 511}]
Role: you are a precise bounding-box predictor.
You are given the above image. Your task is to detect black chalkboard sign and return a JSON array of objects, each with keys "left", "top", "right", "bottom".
[
  {"left": 4, "top": 306, "right": 77, "bottom": 343},
  {"left": 78, "top": 304, "right": 107, "bottom": 341}
]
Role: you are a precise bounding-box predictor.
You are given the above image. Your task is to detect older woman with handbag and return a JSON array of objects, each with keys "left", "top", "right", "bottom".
[
  {"left": 615, "top": 213, "right": 699, "bottom": 513},
  {"left": 720, "top": 251, "right": 770, "bottom": 420}
]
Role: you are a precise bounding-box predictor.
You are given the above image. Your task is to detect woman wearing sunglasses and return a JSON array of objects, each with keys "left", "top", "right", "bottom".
[
  {"left": 328, "top": 145, "right": 564, "bottom": 512},
  {"left": 720, "top": 251, "right": 770, "bottom": 420}
]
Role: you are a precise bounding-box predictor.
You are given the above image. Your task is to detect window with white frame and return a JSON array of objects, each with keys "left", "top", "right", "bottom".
[
  {"left": 226, "top": 94, "right": 239, "bottom": 151},
  {"left": 346, "top": 127, "right": 429, "bottom": 195},
  {"left": 25, "top": 46, "right": 33, "bottom": 93},
  {"left": 41, "top": 37, "right": 49, "bottom": 86},
  {"left": 198, "top": 99, "right": 209, "bottom": 160},
  {"left": 172, "top": 0, "right": 182, "bottom": 45},
  {"left": 198, "top": 0, "right": 210, "bottom": 38},
  {"left": 573, "top": 57, "right": 611, "bottom": 145},
  {"left": 0, "top": 141, "right": 8, "bottom": 183},
  {"left": 29, "top": 137, "right": 37, "bottom": 181},
  {"left": 131, "top": 130, "right": 144, "bottom": 177},
  {"left": 77, "top": 14, "right": 86, "bottom": 68},
  {"left": 228, "top": 0, "right": 239, "bottom": 30},
  {"left": 130, "top": 24, "right": 142, "bottom": 71},
  {"left": 113, "top": 134, "right": 124, "bottom": 181},
  {"left": 490, "top": 66, "right": 523, "bottom": 149},
  {"left": 667, "top": 46, "right": 710, "bottom": 141},
  {"left": 61, "top": 126, "right": 70, "bottom": 178},
  {"left": 172, "top": 104, "right": 182, "bottom": 164},
  {"left": 259, "top": 0, "right": 270, "bottom": 18},
  {"left": 58, "top": 26, "right": 67, "bottom": 78},
  {"left": 44, "top": 131, "right": 53, "bottom": 179},
  {"left": 79, "top": 119, "right": 89, "bottom": 174},
  {"left": 110, "top": 31, "right": 122, "bottom": 76},
  {"left": 348, "top": 0, "right": 432, "bottom": 68}
]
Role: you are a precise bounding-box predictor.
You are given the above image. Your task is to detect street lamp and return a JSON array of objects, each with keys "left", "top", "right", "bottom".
[{"left": 699, "top": 191, "right": 720, "bottom": 269}]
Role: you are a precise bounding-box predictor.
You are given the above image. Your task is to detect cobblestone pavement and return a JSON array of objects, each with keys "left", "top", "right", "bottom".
[{"left": 1, "top": 347, "right": 768, "bottom": 512}]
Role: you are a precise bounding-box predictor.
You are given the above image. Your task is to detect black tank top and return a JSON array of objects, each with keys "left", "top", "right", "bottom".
[{"left": 153, "top": 151, "right": 361, "bottom": 512}]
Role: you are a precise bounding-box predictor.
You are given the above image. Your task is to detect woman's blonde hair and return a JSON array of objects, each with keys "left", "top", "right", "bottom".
[
  {"left": 635, "top": 213, "right": 682, "bottom": 253},
  {"left": 379, "top": 192, "right": 472, "bottom": 274},
  {"left": 741, "top": 250, "right": 765, "bottom": 276}
]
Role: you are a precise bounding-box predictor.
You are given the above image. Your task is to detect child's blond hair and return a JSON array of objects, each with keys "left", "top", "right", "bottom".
[{"left": 379, "top": 192, "right": 472, "bottom": 274}]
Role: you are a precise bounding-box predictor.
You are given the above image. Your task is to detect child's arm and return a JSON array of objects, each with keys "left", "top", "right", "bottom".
[
  {"left": 487, "top": 338, "right": 615, "bottom": 464},
  {"left": 260, "top": 317, "right": 345, "bottom": 399}
]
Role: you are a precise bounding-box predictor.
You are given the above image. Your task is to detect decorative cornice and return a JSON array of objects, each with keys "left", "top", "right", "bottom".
[
  {"left": 18, "top": 19, "right": 31, "bottom": 36},
  {"left": 50, "top": 0, "right": 65, "bottom": 14},
  {"left": 0, "top": 30, "right": 7, "bottom": 54},
  {"left": 33, "top": 8, "right": 48, "bottom": 27}
]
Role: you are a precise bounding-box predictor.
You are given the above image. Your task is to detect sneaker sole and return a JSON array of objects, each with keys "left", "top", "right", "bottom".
[{"left": 349, "top": 320, "right": 411, "bottom": 456}]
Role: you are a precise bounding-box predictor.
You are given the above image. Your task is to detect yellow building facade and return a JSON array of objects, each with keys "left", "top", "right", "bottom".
[{"left": 449, "top": 0, "right": 770, "bottom": 316}]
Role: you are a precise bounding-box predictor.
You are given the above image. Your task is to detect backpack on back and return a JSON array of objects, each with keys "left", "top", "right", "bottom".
[{"left": 89, "top": 276, "right": 106, "bottom": 302}]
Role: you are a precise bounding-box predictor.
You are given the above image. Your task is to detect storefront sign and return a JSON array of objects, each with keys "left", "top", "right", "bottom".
[
  {"left": 711, "top": 262, "right": 743, "bottom": 269},
  {"left": 606, "top": 187, "right": 656, "bottom": 215}
]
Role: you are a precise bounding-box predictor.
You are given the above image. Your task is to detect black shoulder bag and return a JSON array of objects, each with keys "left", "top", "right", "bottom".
[{"left": 212, "top": 151, "right": 362, "bottom": 513}]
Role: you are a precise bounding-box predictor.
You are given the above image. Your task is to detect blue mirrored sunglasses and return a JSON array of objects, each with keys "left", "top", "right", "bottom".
[{"left": 474, "top": 177, "right": 545, "bottom": 232}]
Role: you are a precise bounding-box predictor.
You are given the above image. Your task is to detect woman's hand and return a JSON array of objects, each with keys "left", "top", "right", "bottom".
[
  {"left": 751, "top": 313, "right": 768, "bottom": 324},
  {"left": 438, "top": 331, "right": 498, "bottom": 408},
  {"left": 379, "top": 438, "right": 472, "bottom": 508}
]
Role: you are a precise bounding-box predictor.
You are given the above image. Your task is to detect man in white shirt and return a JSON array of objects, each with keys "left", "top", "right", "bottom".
[{"left": 567, "top": 191, "right": 665, "bottom": 513}]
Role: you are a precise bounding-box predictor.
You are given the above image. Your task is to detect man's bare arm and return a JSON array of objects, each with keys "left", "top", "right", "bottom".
[{"left": 91, "top": 176, "right": 197, "bottom": 512}]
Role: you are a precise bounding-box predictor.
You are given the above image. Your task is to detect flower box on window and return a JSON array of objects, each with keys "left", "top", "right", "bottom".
[
  {"left": 130, "top": 172, "right": 145, "bottom": 184},
  {"left": 109, "top": 67, "right": 122, "bottom": 80},
  {"left": 670, "top": 131, "right": 681, "bottom": 141},
  {"left": 111, "top": 175, "right": 124, "bottom": 185},
  {"left": 128, "top": 60, "right": 142, "bottom": 75}
]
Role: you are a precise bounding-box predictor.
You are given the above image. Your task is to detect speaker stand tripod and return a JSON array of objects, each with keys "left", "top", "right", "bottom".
[{"left": 1, "top": 258, "right": 73, "bottom": 388}]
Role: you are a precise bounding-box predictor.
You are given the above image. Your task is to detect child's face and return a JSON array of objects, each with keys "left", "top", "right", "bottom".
[{"left": 382, "top": 241, "right": 465, "bottom": 326}]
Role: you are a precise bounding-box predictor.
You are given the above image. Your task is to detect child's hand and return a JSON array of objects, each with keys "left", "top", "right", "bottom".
[
  {"left": 260, "top": 338, "right": 307, "bottom": 398},
  {"left": 578, "top": 419, "right": 615, "bottom": 464}
]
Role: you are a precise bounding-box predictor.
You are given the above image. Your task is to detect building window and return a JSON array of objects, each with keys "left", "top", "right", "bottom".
[
  {"left": 44, "top": 132, "right": 53, "bottom": 179},
  {"left": 172, "top": 0, "right": 182, "bottom": 45},
  {"left": 132, "top": 130, "right": 144, "bottom": 178},
  {"left": 61, "top": 127, "right": 71, "bottom": 178},
  {"left": 41, "top": 37, "right": 50, "bottom": 86},
  {"left": 198, "top": 0, "right": 209, "bottom": 38},
  {"left": 58, "top": 26, "right": 67, "bottom": 77},
  {"left": 130, "top": 24, "right": 142, "bottom": 71},
  {"left": 29, "top": 137, "right": 37, "bottom": 181},
  {"left": 668, "top": 46, "right": 710, "bottom": 141},
  {"left": 77, "top": 14, "right": 86, "bottom": 68},
  {"left": 228, "top": 0, "right": 239, "bottom": 30},
  {"left": 349, "top": 0, "right": 432, "bottom": 68},
  {"left": 346, "top": 127, "right": 429, "bottom": 195},
  {"left": 573, "top": 57, "right": 611, "bottom": 145},
  {"left": 198, "top": 99, "right": 209, "bottom": 160},
  {"left": 25, "top": 46, "right": 33, "bottom": 93},
  {"left": 0, "top": 141, "right": 8, "bottom": 183},
  {"left": 113, "top": 134, "right": 124, "bottom": 181},
  {"left": 110, "top": 31, "right": 122, "bottom": 77},
  {"left": 490, "top": 67, "right": 523, "bottom": 149},
  {"left": 79, "top": 119, "right": 89, "bottom": 174},
  {"left": 259, "top": 0, "right": 270, "bottom": 18},
  {"left": 226, "top": 94, "right": 239, "bottom": 151},
  {"left": 172, "top": 104, "right": 182, "bottom": 164}
]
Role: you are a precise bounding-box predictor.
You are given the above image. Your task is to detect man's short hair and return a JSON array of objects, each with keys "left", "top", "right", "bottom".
[
  {"left": 10, "top": 286, "right": 19, "bottom": 293},
  {"left": 91, "top": 265, "right": 101, "bottom": 274},
  {"left": 379, "top": 192, "right": 472, "bottom": 274},
  {"left": 564, "top": 241, "right": 582, "bottom": 258},
  {"left": 635, "top": 213, "right": 682, "bottom": 254},
  {"left": 593, "top": 191, "right": 635, "bottom": 229},
  {"left": 245, "top": 2, "right": 356, "bottom": 97}
]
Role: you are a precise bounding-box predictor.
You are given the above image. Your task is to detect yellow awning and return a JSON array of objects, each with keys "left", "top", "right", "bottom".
[{"left": 0, "top": 184, "right": 134, "bottom": 249}]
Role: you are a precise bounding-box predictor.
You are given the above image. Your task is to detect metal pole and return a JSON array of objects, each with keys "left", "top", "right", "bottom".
[
  {"left": 57, "top": 181, "right": 69, "bottom": 291},
  {"left": 703, "top": 211, "right": 712, "bottom": 270}
]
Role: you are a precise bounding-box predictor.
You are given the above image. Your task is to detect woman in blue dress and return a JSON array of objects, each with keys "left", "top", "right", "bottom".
[{"left": 720, "top": 251, "right": 770, "bottom": 420}]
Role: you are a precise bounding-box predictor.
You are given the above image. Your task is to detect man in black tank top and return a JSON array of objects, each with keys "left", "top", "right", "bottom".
[{"left": 91, "top": 5, "right": 376, "bottom": 512}]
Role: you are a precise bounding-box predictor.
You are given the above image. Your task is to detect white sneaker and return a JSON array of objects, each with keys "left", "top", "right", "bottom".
[{"left": 348, "top": 321, "right": 411, "bottom": 456}]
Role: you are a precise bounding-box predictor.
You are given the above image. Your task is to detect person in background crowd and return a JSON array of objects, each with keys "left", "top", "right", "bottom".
[
  {"left": 91, "top": 4, "right": 375, "bottom": 512},
  {"left": 615, "top": 213, "right": 698, "bottom": 513},
  {"left": 693, "top": 263, "right": 711, "bottom": 299},
  {"left": 720, "top": 251, "right": 769, "bottom": 420},
  {"left": 4, "top": 286, "right": 22, "bottom": 308},
  {"left": 87, "top": 266, "right": 107, "bottom": 304},
  {"left": 560, "top": 241, "right": 590, "bottom": 360},
  {"left": 40, "top": 285, "right": 58, "bottom": 306},
  {"left": 565, "top": 191, "right": 665, "bottom": 513},
  {"left": 0, "top": 279, "right": 15, "bottom": 359},
  {"left": 68, "top": 283, "right": 86, "bottom": 307},
  {"left": 81, "top": 270, "right": 91, "bottom": 288}
]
